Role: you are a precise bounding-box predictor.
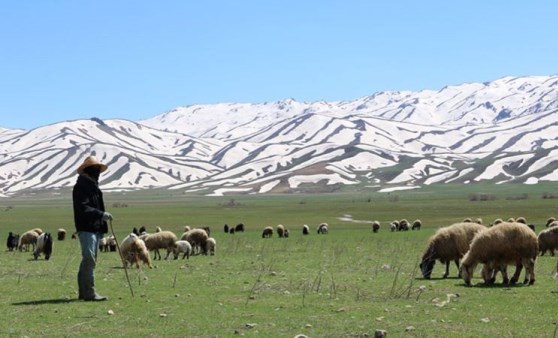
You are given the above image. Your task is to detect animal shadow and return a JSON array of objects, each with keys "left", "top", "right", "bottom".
[{"left": 12, "top": 298, "right": 79, "bottom": 306}]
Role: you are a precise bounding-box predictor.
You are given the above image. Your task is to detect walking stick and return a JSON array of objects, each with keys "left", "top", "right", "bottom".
[{"left": 109, "top": 219, "right": 134, "bottom": 297}]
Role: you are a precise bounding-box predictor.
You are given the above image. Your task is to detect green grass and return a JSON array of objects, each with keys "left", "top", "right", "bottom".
[{"left": 1, "top": 185, "right": 558, "bottom": 337}]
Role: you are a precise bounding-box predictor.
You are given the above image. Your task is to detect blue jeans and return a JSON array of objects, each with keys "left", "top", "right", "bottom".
[{"left": 77, "top": 232, "right": 102, "bottom": 298}]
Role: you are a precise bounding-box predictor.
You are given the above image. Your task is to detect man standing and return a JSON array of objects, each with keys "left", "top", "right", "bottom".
[{"left": 73, "top": 155, "right": 113, "bottom": 301}]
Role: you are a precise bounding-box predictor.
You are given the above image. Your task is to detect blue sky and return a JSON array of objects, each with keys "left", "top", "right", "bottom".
[{"left": 1, "top": 1, "right": 557, "bottom": 130}]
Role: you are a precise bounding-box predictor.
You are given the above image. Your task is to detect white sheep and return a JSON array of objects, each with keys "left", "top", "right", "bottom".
[
  {"left": 143, "top": 231, "right": 178, "bottom": 260},
  {"left": 18, "top": 230, "right": 40, "bottom": 252},
  {"left": 302, "top": 224, "right": 309, "bottom": 235},
  {"left": 372, "top": 221, "right": 380, "bottom": 233},
  {"left": 207, "top": 237, "right": 216, "bottom": 256},
  {"left": 420, "top": 222, "right": 486, "bottom": 279},
  {"left": 120, "top": 233, "right": 152, "bottom": 268},
  {"left": 460, "top": 222, "right": 538, "bottom": 286},
  {"left": 57, "top": 228, "right": 66, "bottom": 241},
  {"left": 276, "top": 224, "right": 286, "bottom": 238},
  {"left": 538, "top": 226, "right": 558, "bottom": 256},
  {"left": 317, "top": 223, "right": 328, "bottom": 234},
  {"left": 173, "top": 240, "right": 192, "bottom": 259}
]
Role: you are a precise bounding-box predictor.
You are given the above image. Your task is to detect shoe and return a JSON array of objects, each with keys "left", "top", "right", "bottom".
[{"left": 83, "top": 294, "right": 107, "bottom": 302}]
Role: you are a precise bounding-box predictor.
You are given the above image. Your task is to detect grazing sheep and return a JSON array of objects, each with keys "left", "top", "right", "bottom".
[
  {"left": 120, "top": 233, "right": 152, "bottom": 268},
  {"left": 262, "top": 226, "right": 273, "bottom": 238},
  {"left": 7, "top": 232, "right": 19, "bottom": 251},
  {"left": 460, "top": 222, "right": 538, "bottom": 286},
  {"left": 492, "top": 218, "right": 504, "bottom": 226},
  {"left": 411, "top": 219, "right": 422, "bottom": 231},
  {"left": 276, "top": 224, "right": 286, "bottom": 238},
  {"left": 235, "top": 223, "right": 245, "bottom": 232},
  {"left": 57, "top": 228, "right": 66, "bottom": 241},
  {"left": 229, "top": 227, "right": 235, "bottom": 234},
  {"left": 372, "top": 221, "right": 380, "bottom": 233},
  {"left": 317, "top": 223, "right": 329, "bottom": 234},
  {"left": 224, "top": 224, "right": 229, "bottom": 233},
  {"left": 538, "top": 226, "right": 558, "bottom": 256},
  {"left": 143, "top": 231, "right": 178, "bottom": 260},
  {"left": 391, "top": 220, "right": 400, "bottom": 231},
  {"left": 546, "top": 217, "right": 556, "bottom": 227},
  {"left": 106, "top": 235, "right": 117, "bottom": 252},
  {"left": 398, "top": 219, "right": 409, "bottom": 231},
  {"left": 390, "top": 222, "right": 397, "bottom": 232},
  {"left": 181, "top": 228, "right": 209, "bottom": 255},
  {"left": 516, "top": 217, "right": 527, "bottom": 224},
  {"left": 18, "top": 230, "right": 40, "bottom": 252},
  {"left": 463, "top": 218, "right": 473, "bottom": 223},
  {"left": 33, "top": 232, "right": 53, "bottom": 260},
  {"left": 527, "top": 224, "right": 536, "bottom": 232},
  {"left": 98, "top": 236, "right": 108, "bottom": 252},
  {"left": 173, "top": 240, "right": 192, "bottom": 259},
  {"left": 507, "top": 217, "right": 516, "bottom": 223},
  {"left": 420, "top": 222, "right": 486, "bottom": 279},
  {"left": 30, "top": 228, "right": 43, "bottom": 235},
  {"left": 302, "top": 224, "right": 310, "bottom": 235},
  {"left": 132, "top": 227, "right": 140, "bottom": 236},
  {"left": 207, "top": 237, "right": 216, "bottom": 256},
  {"left": 475, "top": 218, "right": 483, "bottom": 225},
  {"left": 549, "top": 221, "right": 558, "bottom": 228}
]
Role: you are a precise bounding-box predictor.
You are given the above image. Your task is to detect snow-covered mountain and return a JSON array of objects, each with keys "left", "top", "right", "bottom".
[{"left": 2, "top": 75, "right": 558, "bottom": 197}]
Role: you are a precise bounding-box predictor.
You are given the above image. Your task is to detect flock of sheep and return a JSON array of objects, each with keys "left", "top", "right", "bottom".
[
  {"left": 419, "top": 217, "right": 558, "bottom": 286},
  {"left": 5, "top": 215, "right": 558, "bottom": 286}
]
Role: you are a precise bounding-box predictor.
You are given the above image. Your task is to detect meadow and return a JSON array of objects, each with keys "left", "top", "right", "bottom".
[{"left": 1, "top": 183, "right": 558, "bottom": 337}]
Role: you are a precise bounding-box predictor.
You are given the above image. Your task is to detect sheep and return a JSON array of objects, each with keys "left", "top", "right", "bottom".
[
  {"left": 317, "top": 223, "right": 328, "bottom": 234},
  {"left": 546, "top": 217, "right": 556, "bottom": 227},
  {"left": 155, "top": 226, "right": 162, "bottom": 233},
  {"left": 492, "top": 218, "right": 504, "bottom": 226},
  {"left": 475, "top": 218, "right": 483, "bottom": 225},
  {"left": 372, "top": 221, "right": 380, "bottom": 233},
  {"left": 18, "top": 230, "right": 40, "bottom": 252},
  {"left": 30, "top": 228, "right": 43, "bottom": 235},
  {"left": 173, "top": 240, "right": 192, "bottom": 259},
  {"left": 183, "top": 225, "right": 191, "bottom": 233},
  {"left": 390, "top": 222, "right": 397, "bottom": 232},
  {"left": 57, "top": 228, "right": 66, "bottom": 241},
  {"left": 419, "top": 222, "right": 486, "bottom": 279},
  {"left": 106, "top": 235, "right": 117, "bottom": 252},
  {"left": 548, "top": 221, "right": 558, "bottom": 228},
  {"left": 98, "top": 236, "right": 108, "bottom": 252},
  {"left": 538, "top": 226, "right": 558, "bottom": 256},
  {"left": 411, "top": 219, "right": 421, "bottom": 231},
  {"left": 398, "top": 219, "right": 409, "bottom": 231},
  {"left": 229, "top": 227, "right": 235, "bottom": 234},
  {"left": 276, "top": 224, "right": 286, "bottom": 238},
  {"left": 143, "top": 231, "right": 178, "bottom": 260},
  {"left": 460, "top": 222, "right": 538, "bottom": 286},
  {"left": 7, "top": 232, "right": 19, "bottom": 251},
  {"left": 302, "top": 224, "right": 309, "bottom": 235},
  {"left": 33, "top": 232, "right": 53, "bottom": 260},
  {"left": 262, "top": 226, "right": 273, "bottom": 238},
  {"left": 516, "top": 217, "right": 527, "bottom": 224},
  {"left": 132, "top": 227, "right": 140, "bottom": 236},
  {"left": 181, "top": 228, "right": 209, "bottom": 255},
  {"left": 120, "top": 233, "right": 152, "bottom": 268},
  {"left": 224, "top": 224, "right": 229, "bottom": 233},
  {"left": 235, "top": 223, "right": 245, "bottom": 232},
  {"left": 207, "top": 237, "right": 216, "bottom": 256}
]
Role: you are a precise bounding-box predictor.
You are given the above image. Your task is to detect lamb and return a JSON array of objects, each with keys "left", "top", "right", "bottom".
[
  {"left": 411, "top": 219, "right": 422, "bottom": 231},
  {"left": 120, "top": 233, "right": 152, "bottom": 268},
  {"left": 173, "top": 240, "right": 192, "bottom": 259},
  {"left": 262, "top": 226, "right": 273, "bottom": 238},
  {"left": 181, "top": 228, "right": 209, "bottom": 255},
  {"left": 420, "top": 222, "right": 486, "bottom": 279},
  {"left": 317, "top": 223, "right": 329, "bottom": 234},
  {"left": 143, "top": 231, "right": 178, "bottom": 260},
  {"left": 33, "top": 232, "right": 53, "bottom": 260},
  {"left": 276, "top": 224, "right": 286, "bottom": 238},
  {"left": 538, "top": 226, "right": 558, "bottom": 256},
  {"left": 372, "top": 221, "right": 380, "bottom": 233},
  {"left": 57, "top": 228, "right": 66, "bottom": 241},
  {"left": 460, "top": 222, "right": 538, "bottom": 286},
  {"left": 235, "top": 223, "right": 245, "bottom": 232},
  {"left": 302, "top": 224, "right": 309, "bottom": 235},
  {"left": 18, "top": 230, "right": 40, "bottom": 252},
  {"left": 207, "top": 237, "right": 216, "bottom": 256}
]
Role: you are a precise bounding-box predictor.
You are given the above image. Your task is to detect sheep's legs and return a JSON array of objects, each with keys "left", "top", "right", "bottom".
[{"left": 510, "top": 262, "right": 523, "bottom": 284}]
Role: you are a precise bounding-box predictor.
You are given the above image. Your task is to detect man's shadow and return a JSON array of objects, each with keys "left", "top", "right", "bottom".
[{"left": 12, "top": 298, "right": 79, "bottom": 306}]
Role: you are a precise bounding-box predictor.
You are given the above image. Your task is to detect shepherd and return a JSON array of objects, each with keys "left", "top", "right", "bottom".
[{"left": 72, "top": 155, "right": 113, "bottom": 302}]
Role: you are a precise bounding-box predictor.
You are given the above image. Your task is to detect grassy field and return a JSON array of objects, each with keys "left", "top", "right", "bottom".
[{"left": 1, "top": 183, "right": 558, "bottom": 337}]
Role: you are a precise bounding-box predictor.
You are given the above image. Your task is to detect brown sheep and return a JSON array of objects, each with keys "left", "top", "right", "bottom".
[
  {"left": 276, "top": 224, "right": 286, "bottom": 238},
  {"left": 181, "top": 228, "right": 209, "bottom": 255},
  {"left": 420, "top": 222, "right": 486, "bottom": 279},
  {"left": 460, "top": 222, "right": 538, "bottom": 286},
  {"left": 120, "top": 233, "right": 153, "bottom": 269},
  {"left": 538, "top": 226, "right": 558, "bottom": 256},
  {"left": 18, "top": 230, "right": 40, "bottom": 252},
  {"left": 143, "top": 231, "right": 177, "bottom": 260}
]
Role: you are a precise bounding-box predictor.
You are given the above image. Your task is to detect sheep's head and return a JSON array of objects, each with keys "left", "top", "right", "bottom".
[
  {"left": 419, "top": 248, "right": 436, "bottom": 279},
  {"left": 460, "top": 263, "right": 474, "bottom": 286}
]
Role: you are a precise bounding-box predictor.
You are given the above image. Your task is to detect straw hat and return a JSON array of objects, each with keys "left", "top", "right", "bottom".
[{"left": 77, "top": 156, "right": 108, "bottom": 174}]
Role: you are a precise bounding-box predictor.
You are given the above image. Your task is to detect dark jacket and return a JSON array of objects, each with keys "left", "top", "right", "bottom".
[{"left": 72, "top": 174, "right": 108, "bottom": 234}]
